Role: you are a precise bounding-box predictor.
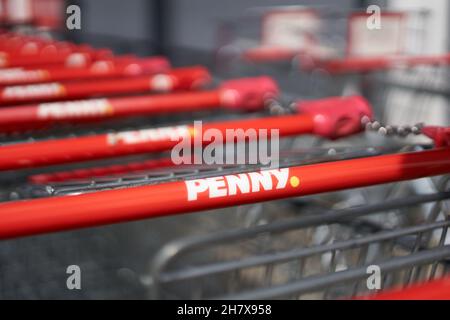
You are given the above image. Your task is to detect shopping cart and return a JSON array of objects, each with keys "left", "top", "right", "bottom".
[
  {"left": 0, "top": 120, "right": 449, "bottom": 299},
  {"left": 0, "top": 15, "right": 449, "bottom": 301}
]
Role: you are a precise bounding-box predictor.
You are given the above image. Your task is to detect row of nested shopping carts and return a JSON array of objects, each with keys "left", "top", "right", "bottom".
[{"left": 0, "top": 6, "right": 449, "bottom": 299}]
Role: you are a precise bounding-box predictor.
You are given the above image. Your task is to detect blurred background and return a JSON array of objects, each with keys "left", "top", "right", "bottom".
[{"left": 2, "top": 0, "right": 448, "bottom": 63}]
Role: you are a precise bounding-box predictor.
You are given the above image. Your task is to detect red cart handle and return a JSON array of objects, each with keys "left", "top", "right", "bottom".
[
  {"left": 422, "top": 126, "right": 450, "bottom": 148},
  {"left": 0, "top": 76, "right": 278, "bottom": 132},
  {"left": 0, "top": 147, "right": 449, "bottom": 239},
  {"left": 307, "top": 53, "right": 450, "bottom": 74},
  {"left": 296, "top": 96, "right": 372, "bottom": 139},
  {"left": 0, "top": 33, "right": 74, "bottom": 50},
  {"left": 0, "top": 96, "right": 370, "bottom": 170},
  {"left": 0, "top": 36, "right": 54, "bottom": 55},
  {"left": 0, "top": 66, "right": 211, "bottom": 105},
  {"left": 124, "top": 56, "right": 170, "bottom": 75},
  {"left": 0, "top": 33, "right": 117, "bottom": 69},
  {"left": 218, "top": 76, "right": 279, "bottom": 111},
  {"left": 0, "top": 56, "right": 171, "bottom": 86},
  {"left": 0, "top": 46, "right": 113, "bottom": 69},
  {"left": 242, "top": 47, "right": 299, "bottom": 63}
]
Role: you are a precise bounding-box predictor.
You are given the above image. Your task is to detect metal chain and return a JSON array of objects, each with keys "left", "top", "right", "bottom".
[
  {"left": 361, "top": 116, "right": 424, "bottom": 138},
  {"left": 266, "top": 98, "right": 290, "bottom": 115},
  {"left": 264, "top": 99, "right": 427, "bottom": 139}
]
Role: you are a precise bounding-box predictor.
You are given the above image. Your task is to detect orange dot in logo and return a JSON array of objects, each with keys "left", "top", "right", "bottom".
[
  {"left": 290, "top": 176, "right": 300, "bottom": 188},
  {"left": 188, "top": 127, "right": 197, "bottom": 137},
  {"left": 105, "top": 103, "right": 114, "bottom": 115}
]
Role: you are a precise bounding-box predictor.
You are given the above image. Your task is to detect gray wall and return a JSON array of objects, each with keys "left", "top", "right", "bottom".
[
  {"left": 82, "top": 0, "right": 153, "bottom": 40},
  {"left": 75, "top": 0, "right": 355, "bottom": 52}
]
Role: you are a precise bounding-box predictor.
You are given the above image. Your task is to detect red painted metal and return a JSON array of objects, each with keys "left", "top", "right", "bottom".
[{"left": 0, "top": 113, "right": 314, "bottom": 170}]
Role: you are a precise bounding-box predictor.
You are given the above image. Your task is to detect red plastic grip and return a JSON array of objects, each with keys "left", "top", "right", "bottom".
[
  {"left": 126, "top": 56, "right": 171, "bottom": 75},
  {"left": 168, "top": 65, "right": 211, "bottom": 90},
  {"left": 218, "top": 76, "right": 279, "bottom": 111},
  {"left": 296, "top": 95, "right": 373, "bottom": 139},
  {"left": 422, "top": 126, "right": 450, "bottom": 147}
]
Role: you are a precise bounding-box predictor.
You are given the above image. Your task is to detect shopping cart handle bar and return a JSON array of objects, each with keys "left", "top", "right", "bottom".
[
  {"left": 0, "top": 56, "right": 171, "bottom": 87},
  {"left": 218, "top": 76, "right": 279, "bottom": 111},
  {"left": 0, "top": 96, "right": 371, "bottom": 170},
  {"left": 0, "top": 147, "right": 449, "bottom": 239},
  {"left": 296, "top": 96, "right": 372, "bottom": 139},
  {"left": 0, "top": 76, "right": 277, "bottom": 133},
  {"left": 0, "top": 66, "right": 212, "bottom": 105},
  {"left": 135, "top": 56, "right": 171, "bottom": 74},
  {"left": 242, "top": 47, "right": 298, "bottom": 63},
  {"left": 164, "top": 66, "right": 211, "bottom": 90},
  {"left": 315, "top": 53, "right": 450, "bottom": 74}
]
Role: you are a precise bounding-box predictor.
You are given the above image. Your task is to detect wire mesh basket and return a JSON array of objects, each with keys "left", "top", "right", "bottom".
[{"left": 149, "top": 175, "right": 450, "bottom": 299}]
